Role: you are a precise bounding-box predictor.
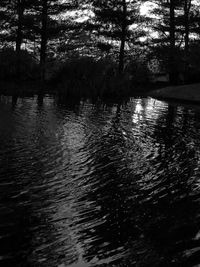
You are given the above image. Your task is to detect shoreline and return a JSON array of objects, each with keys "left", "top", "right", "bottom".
[
  {"left": 0, "top": 81, "right": 56, "bottom": 97},
  {"left": 3, "top": 80, "right": 199, "bottom": 104},
  {"left": 0, "top": 80, "right": 157, "bottom": 99}
]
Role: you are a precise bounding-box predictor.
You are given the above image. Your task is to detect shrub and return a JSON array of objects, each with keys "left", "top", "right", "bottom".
[
  {"left": 125, "top": 60, "right": 150, "bottom": 85},
  {"left": 51, "top": 57, "right": 117, "bottom": 97},
  {"left": 0, "top": 48, "right": 40, "bottom": 81},
  {"left": 51, "top": 56, "right": 151, "bottom": 97}
]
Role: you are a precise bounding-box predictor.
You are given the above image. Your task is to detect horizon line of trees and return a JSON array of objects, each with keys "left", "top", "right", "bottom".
[{"left": 0, "top": 0, "right": 200, "bottom": 85}]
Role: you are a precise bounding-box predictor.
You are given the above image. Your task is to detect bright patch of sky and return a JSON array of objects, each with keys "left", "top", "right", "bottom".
[
  {"left": 140, "top": 1, "right": 153, "bottom": 15},
  {"left": 140, "top": 1, "right": 157, "bottom": 17},
  {"left": 61, "top": 9, "right": 94, "bottom": 22}
]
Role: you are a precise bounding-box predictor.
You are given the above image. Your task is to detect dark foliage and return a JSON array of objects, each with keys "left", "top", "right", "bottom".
[
  {"left": 1, "top": 0, "right": 200, "bottom": 96},
  {"left": 0, "top": 48, "right": 40, "bottom": 81},
  {"left": 49, "top": 56, "right": 150, "bottom": 97}
]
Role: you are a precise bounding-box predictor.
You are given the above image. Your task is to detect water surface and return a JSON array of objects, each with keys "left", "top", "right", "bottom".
[{"left": 1, "top": 95, "right": 200, "bottom": 267}]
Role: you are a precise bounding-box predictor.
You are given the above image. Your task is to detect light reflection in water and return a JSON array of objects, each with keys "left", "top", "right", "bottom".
[{"left": 1, "top": 96, "right": 200, "bottom": 267}]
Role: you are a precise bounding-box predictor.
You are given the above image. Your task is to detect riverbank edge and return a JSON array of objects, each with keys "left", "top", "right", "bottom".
[
  {"left": 0, "top": 80, "right": 159, "bottom": 99},
  {"left": 0, "top": 81, "right": 51, "bottom": 97},
  {"left": 149, "top": 83, "right": 200, "bottom": 103}
]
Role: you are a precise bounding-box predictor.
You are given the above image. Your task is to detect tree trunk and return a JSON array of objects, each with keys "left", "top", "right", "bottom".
[
  {"left": 184, "top": 0, "right": 191, "bottom": 83},
  {"left": 40, "top": 0, "right": 48, "bottom": 82},
  {"left": 16, "top": 0, "right": 24, "bottom": 80},
  {"left": 169, "top": 0, "right": 177, "bottom": 84},
  {"left": 16, "top": 0, "right": 24, "bottom": 53},
  {"left": 118, "top": 0, "right": 127, "bottom": 75}
]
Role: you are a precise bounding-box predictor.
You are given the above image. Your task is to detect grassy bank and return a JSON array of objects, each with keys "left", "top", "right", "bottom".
[{"left": 149, "top": 83, "right": 200, "bottom": 103}]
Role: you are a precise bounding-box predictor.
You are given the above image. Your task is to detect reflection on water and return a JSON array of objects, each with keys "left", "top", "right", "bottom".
[{"left": 1, "top": 95, "right": 200, "bottom": 266}]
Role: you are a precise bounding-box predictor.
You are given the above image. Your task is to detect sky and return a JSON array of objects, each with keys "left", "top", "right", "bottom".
[{"left": 140, "top": 1, "right": 154, "bottom": 15}]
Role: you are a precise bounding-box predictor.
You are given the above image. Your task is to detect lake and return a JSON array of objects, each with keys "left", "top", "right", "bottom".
[{"left": 1, "top": 95, "right": 200, "bottom": 267}]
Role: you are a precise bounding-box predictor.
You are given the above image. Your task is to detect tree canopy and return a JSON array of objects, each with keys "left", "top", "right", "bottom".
[{"left": 0, "top": 0, "right": 200, "bottom": 83}]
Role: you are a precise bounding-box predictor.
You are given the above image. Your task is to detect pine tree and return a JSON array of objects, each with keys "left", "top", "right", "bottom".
[
  {"left": 0, "top": 0, "right": 81, "bottom": 80},
  {"left": 0, "top": 0, "right": 24, "bottom": 50},
  {"left": 149, "top": 0, "right": 199, "bottom": 84},
  {"left": 90, "top": 0, "right": 141, "bottom": 74},
  {"left": 148, "top": 0, "right": 181, "bottom": 83},
  {"left": 0, "top": 0, "right": 36, "bottom": 79},
  {"left": 31, "top": 0, "right": 79, "bottom": 80}
]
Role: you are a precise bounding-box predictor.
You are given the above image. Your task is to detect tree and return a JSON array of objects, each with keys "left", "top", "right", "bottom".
[
  {"left": 0, "top": 0, "right": 33, "bottom": 79},
  {"left": 182, "top": 0, "right": 200, "bottom": 82},
  {"left": 89, "top": 0, "right": 141, "bottom": 74},
  {"left": 169, "top": 0, "right": 176, "bottom": 84},
  {"left": 40, "top": 0, "right": 48, "bottom": 81},
  {"left": 16, "top": 0, "right": 24, "bottom": 53},
  {"left": 0, "top": 0, "right": 82, "bottom": 80},
  {"left": 0, "top": 0, "right": 37, "bottom": 51},
  {"left": 148, "top": 0, "right": 200, "bottom": 84},
  {"left": 32, "top": 0, "right": 80, "bottom": 80},
  {"left": 183, "top": 0, "right": 192, "bottom": 78},
  {"left": 148, "top": 0, "right": 182, "bottom": 84}
]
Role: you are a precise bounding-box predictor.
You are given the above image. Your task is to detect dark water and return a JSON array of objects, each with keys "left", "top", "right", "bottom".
[{"left": 1, "top": 95, "right": 200, "bottom": 267}]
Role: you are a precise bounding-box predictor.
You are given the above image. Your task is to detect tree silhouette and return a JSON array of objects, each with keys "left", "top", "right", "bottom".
[{"left": 89, "top": 0, "right": 141, "bottom": 74}]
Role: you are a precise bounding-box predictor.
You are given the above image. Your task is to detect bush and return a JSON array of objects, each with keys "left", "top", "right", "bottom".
[
  {"left": 51, "top": 57, "right": 117, "bottom": 97},
  {"left": 0, "top": 48, "right": 40, "bottom": 81},
  {"left": 125, "top": 60, "right": 150, "bottom": 85},
  {"left": 51, "top": 56, "right": 152, "bottom": 97}
]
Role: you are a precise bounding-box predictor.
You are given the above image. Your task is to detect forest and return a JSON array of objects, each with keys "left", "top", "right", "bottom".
[{"left": 0, "top": 0, "right": 200, "bottom": 97}]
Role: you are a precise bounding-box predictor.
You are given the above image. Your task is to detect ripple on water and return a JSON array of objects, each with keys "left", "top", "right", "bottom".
[{"left": 1, "top": 96, "right": 200, "bottom": 266}]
